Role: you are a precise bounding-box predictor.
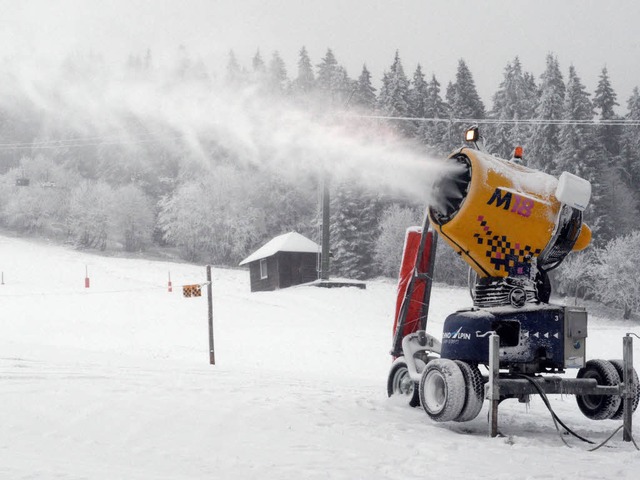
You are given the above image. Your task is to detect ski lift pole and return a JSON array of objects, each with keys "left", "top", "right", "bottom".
[{"left": 207, "top": 265, "right": 215, "bottom": 365}]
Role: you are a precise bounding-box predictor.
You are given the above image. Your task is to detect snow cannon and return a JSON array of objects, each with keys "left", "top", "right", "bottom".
[
  {"left": 428, "top": 142, "right": 592, "bottom": 283},
  {"left": 388, "top": 126, "right": 640, "bottom": 434}
]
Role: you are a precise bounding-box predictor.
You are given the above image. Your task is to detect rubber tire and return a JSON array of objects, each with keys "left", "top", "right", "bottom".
[
  {"left": 453, "top": 360, "right": 485, "bottom": 422},
  {"left": 608, "top": 359, "right": 640, "bottom": 420},
  {"left": 387, "top": 358, "right": 420, "bottom": 407},
  {"left": 576, "top": 359, "right": 622, "bottom": 420},
  {"left": 419, "top": 359, "right": 466, "bottom": 422}
]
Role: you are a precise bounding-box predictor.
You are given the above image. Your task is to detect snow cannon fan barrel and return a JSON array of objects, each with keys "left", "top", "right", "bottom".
[{"left": 428, "top": 145, "right": 592, "bottom": 279}]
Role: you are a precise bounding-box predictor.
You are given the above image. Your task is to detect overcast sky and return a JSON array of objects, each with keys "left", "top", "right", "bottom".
[{"left": 1, "top": 0, "right": 639, "bottom": 110}]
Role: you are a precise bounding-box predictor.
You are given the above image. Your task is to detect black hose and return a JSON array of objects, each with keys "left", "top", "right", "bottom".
[
  {"left": 514, "top": 374, "right": 640, "bottom": 451},
  {"left": 514, "top": 374, "right": 594, "bottom": 444}
]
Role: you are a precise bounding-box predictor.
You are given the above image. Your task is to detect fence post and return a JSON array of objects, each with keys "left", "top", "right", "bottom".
[
  {"left": 488, "top": 333, "right": 500, "bottom": 437},
  {"left": 207, "top": 265, "right": 215, "bottom": 365}
]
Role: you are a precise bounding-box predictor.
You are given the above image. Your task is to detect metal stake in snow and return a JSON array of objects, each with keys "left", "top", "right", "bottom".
[{"left": 207, "top": 265, "right": 215, "bottom": 365}]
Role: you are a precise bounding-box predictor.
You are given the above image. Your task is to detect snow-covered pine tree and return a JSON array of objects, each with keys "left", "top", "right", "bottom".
[
  {"left": 315, "top": 49, "right": 352, "bottom": 108},
  {"left": 330, "top": 182, "right": 382, "bottom": 280},
  {"left": 620, "top": 87, "right": 640, "bottom": 196},
  {"left": 377, "top": 50, "right": 412, "bottom": 135},
  {"left": 445, "top": 59, "right": 485, "bottom": 149},
  {"left": 266, "top": 51, "right": 288, "bottom": 96},
  {"left": 225, "top": 50, "right": 244, "bottom": 87},
  {"left": 350, "top": 64, "right": 376, "bottom": 111},
  {"left": 291, "top": 46, "right": 315, "bottom": 98},
  {"left": 251, "top": 50, "right": 267, "bottom": 86},
  {"left": 556, "top": 65, "right": 595, "bottom": 176},
  {"left": 408, "top": 64, "right": 428, "bottom": 118},
  {"left": 528, "top": 54, "right": 565, "bottom": 172},
  {"left": 556, "top": 65, "right": 615, "bottom": 243},
  {"left": 486, "top": 57, "right": 536, "bottom": 159},
  {"left": 593, "top": 67, "right": 621, "bottom": 158},
  {"left": 422, "top": 74, "right": 449, "bottom": 155},
  {"left": 408, "top": 64, "right": 429, "bottom": 141},
  {"left": 316, "top": 48, "right": 339, "bottom": 105}
]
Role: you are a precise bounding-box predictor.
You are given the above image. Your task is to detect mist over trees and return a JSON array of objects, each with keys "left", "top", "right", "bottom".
[{"left": 1, "top": 46, "right": 640, "bottom": 316}]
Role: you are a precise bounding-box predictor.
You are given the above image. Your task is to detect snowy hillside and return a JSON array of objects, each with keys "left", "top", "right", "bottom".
[{"left": 1, "top": 234, "right": 639, "bottom": 479}]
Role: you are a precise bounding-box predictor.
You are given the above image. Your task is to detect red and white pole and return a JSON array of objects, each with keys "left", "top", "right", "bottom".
[
  {"left": 168, "top": 271, "right": 172, "bottom": 292},
  {"left": 85, "top": 265, "right": 90, "bottom": 288}
]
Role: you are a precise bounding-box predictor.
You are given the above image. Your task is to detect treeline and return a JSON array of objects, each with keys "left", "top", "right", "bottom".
[{"left": 1, "top": 46, "right": 640, "bottom": 316}]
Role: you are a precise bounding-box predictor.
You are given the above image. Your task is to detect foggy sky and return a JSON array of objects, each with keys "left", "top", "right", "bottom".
[{"left": 1, "top": 0, "right": 639, "bottom": 110}]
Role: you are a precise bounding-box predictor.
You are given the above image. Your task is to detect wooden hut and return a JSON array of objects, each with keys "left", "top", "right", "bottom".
[{"left": 239, "top": 232, "right": 320, "bottom": 292}]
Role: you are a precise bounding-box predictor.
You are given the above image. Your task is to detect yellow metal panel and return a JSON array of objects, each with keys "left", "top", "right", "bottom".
[{"left": 430, "top": 148, "right": 591, "bottom": 278}]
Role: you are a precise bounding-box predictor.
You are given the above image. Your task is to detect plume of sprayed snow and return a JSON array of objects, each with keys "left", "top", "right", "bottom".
[{"left": 1, "top": 55, "right": 452, "bottom": 203}]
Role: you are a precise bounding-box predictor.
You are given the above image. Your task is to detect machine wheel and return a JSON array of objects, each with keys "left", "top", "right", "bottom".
[
  {"left": 576, "top": 359, "right": 621, "bottom": 420},
  {"left": 453, "top": 360, "right": 485, "bottom": 422},
  {"left": 608, "top": 359, "right": 640, "bottom": 420},
  {"left": 419, "top": 359, "right": 466, "bottom": 422},
  {"left": 387, "top": 357, "right": 420, "bottom": 407}
]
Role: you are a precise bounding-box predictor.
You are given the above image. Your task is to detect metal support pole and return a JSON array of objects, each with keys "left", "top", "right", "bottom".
[
  {"left": 206, "top": 265, "right": 215, "bottom": 365},
  {"left": 320, "top": 175, "right": 330, "bottom": 280},
  {"left": 488, "top": 333, "right": 500, "bottom": 437},
  {"left": 623, "top": 334, "right": 633, "bottom": 442}
]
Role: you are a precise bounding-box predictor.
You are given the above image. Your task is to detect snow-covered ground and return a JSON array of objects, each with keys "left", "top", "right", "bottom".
[{"left": 1, "top": 234, "right": 639, "bottom": 479}]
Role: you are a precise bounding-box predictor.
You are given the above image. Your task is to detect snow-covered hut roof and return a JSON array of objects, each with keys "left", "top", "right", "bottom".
[{"left": 239, "top": 232, "right": 319, "bottom": 266}]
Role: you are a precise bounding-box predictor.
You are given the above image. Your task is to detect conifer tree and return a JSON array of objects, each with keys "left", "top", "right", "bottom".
[
  {"left": 267, "top": 51, "right": 288, "bottom": 95},
  {"left": 315, "top": 49, "right": 352, "bottom": 107},
  {"left": 316, "top": 49, "right": 339, "bottom": 101},
  {"left": 330, "top": 182, "right": 382, "bottom": 279},
  {"left": 350, "top": 64, "right": 376, "bottom": 111},
  {"left": 528, "top": 54, "right": 565, "bottom": 171},
  {"left": 445, "top": 59, "right": 485, "bottom": 149},
  {"left": 408, "top": 64, "right": 428, "bottom": 118},
  {"left": 421, "top": 74, "right": 449, "bottom": 154},
  {"left": 557, "top": 66, "right": 614, "bottom": 241},
  {"left": 377, "top": 50, "right": 411, "bottom": 135},
  {"left": 557, "top": 65, "right": 595, "bottom": 177},
  {"left": 251, "top": 49, "right": 266, "bottom": 85},
  {"left": 593, "top": 67, "right": 621, "bottom": 158},
  {"left": 621, "top": 87, "right": 640, "bottom": 190},
  {"left": 291, "top": 46, "right": 315, "bottom": 97},
  {"left": 225, "top": 50, "right": 244, "bottom": 86},
  {"left": 487, "top": 57, "right": 536, "bottom": 159}
]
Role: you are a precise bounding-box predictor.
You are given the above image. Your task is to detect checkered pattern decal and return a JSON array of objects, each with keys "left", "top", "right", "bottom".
[{"left": 474, "top": 215, "right": 541, "bottom": 275}]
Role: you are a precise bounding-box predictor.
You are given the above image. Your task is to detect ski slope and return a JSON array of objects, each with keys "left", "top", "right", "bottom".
[{"left": 1, "top": 234, "right": 639, "bottom": 479}]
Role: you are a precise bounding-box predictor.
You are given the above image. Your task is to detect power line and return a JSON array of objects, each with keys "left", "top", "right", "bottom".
[
  {"left": 0, "top": 115, "right": 639, "bottom": 153},
  {"left": 346, "top": 114, "right": 640, "bottom": 126}
]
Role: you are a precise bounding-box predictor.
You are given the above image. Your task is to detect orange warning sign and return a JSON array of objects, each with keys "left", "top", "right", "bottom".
[{"left": 183, "top": 284, "right": 202, "bottom": 297}]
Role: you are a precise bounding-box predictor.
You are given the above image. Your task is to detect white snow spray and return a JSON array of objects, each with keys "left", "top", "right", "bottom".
[{"left": 1, "top": 56, "right": 452, "bottom": 205}]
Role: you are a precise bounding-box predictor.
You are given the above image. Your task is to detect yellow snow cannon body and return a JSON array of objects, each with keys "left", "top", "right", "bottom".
[{"left": 428, "top": 146, "right": 591, "bottom": 280}]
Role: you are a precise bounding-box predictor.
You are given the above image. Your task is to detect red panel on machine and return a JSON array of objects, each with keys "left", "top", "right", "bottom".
[{"left": 392, "top": 227, "right": 435, "bottom": 339}]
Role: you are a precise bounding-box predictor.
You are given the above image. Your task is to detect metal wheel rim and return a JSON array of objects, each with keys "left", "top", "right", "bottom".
[
  {"left": 581, "top": 371, "right": 604, "bottom": 410},
  {"left": 424, "top": 370, "right": 446, "bottom": 414},
  {"left": 392, "top": 367, "right": 414, "bottom": 397}
]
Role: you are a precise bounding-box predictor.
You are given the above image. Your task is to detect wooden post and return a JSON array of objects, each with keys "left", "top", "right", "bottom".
[
  {"left": 623, "top": 334, "right": 633, "bottom": 442},
  {"left": 207, "top": 265, "right": 215, "bottom": 365},
  {"left": 488, "top": 333, "right": 500, "bottom": 437}
]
